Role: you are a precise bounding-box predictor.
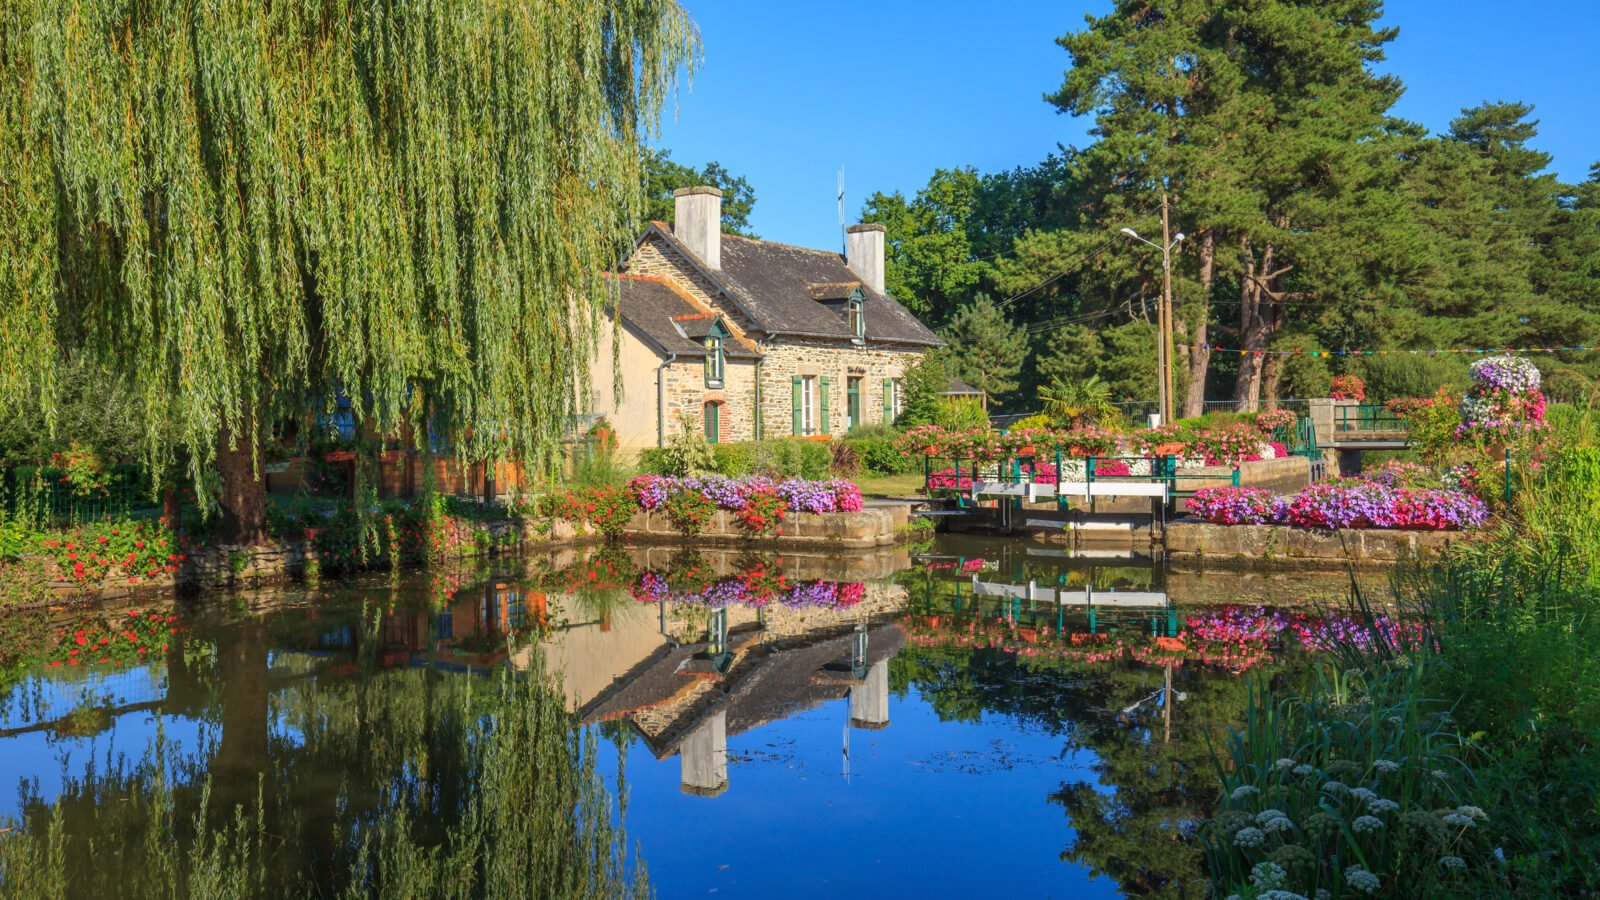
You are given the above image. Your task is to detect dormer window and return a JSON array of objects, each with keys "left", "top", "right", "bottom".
[
  {"left": 704, "top": 322, "right": 727, "bottom": 386},
  {"left": 848, "top": 293, "right": 865, "bottom": 341}
]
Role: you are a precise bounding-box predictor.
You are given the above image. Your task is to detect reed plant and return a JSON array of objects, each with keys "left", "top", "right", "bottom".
[{"left": 1205, "top": 403, "right": 1600, "bottom": 896}]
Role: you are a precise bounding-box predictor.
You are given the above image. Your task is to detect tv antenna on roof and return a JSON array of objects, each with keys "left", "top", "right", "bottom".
[{"left": 837, "top": 166, "right": 846, "bottom": 253}]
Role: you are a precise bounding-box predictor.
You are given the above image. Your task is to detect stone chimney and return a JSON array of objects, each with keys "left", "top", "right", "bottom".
[
  {"left": 673, "top": 186, "right": 722, "bottom": 269},
  {"left": 845, "top": 223, "right": 886, "bottom": 295}
]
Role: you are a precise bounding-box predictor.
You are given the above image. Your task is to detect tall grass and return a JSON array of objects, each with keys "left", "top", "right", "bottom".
[{"left": 1205, "top": 405, "right": 1600, "bottom": 896}]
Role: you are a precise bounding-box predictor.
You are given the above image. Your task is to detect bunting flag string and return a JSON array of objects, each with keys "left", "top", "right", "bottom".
[{"left": 1189, "top": 344, "right": 1597, "bottom": 358}]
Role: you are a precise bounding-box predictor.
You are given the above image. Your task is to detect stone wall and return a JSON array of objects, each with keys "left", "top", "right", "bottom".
[
  {"left": 1166, "top": 521, "right": 1479, "bottom": 569},
  {"left": 658, "top": 357, "right": 759, "bottom": 445},
  {"left": 757, "top": 339, "right": 921, "bottom": 437}
]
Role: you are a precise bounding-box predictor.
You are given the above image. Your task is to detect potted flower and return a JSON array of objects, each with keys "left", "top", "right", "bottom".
[{"left": 1329, "top": 374, "right": 1366, "bottom": 401}]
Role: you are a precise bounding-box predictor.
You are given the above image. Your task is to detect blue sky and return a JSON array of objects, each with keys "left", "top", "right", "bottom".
[{"left": 654, "top": 0, "right": 1600, "bottom": 251}]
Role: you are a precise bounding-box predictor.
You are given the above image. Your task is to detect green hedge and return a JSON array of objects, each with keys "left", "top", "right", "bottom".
[{"left": 637, "top": 440, "right": 838, "bottom": 480}]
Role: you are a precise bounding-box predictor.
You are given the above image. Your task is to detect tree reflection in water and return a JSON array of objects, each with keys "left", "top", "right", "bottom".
[
  {"left": 890, "top": 640, "right": 1274, "bottom": 897},
  {"left": 0, "top": 600, "right": 647, "bottom": 899}
]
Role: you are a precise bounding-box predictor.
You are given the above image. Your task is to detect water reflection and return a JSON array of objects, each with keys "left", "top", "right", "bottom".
[{"left": 0, "top": 538, "right": 1375, "bottom": 897}]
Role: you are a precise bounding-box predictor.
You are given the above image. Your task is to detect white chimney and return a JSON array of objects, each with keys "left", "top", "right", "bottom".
[
  {"left": 845, "top": 223, "right": 885, "bottom": 295},
  {"left": 673, "top": 186, "right": 723, "bottom": 269}
]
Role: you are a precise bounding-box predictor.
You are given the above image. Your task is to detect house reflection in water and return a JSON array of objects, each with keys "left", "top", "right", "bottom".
[{"left": 576, "top": 620, "right": 903, "bottom": 797}]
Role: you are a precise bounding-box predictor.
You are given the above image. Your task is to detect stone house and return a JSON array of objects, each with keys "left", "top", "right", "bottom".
[{"left": 589, "top": 186, "right": 942, "bottom": 453}]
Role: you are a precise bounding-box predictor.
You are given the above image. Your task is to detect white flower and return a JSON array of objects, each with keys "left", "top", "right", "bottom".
[
  {"left": 1439, "top": 855, "right": 1467, "bottom": 871},
  {"left": 1455, "top": 805, "right": 1487, "bottom": 822},
  {"left": 1373, "top": 759, "right": 1400, "bottom": 774},
  {"left": 1320, "top": 780, "right": 1348, "bottom": 796},
  {"left": 1273, "top": 758, "right": 1297, "bottom": 771},
  {"left": 1259, "top": 892, "right": 1309, "bottom": 900},
  {"left": 1315, "top": 891, "right": 1332, "bottom": 900},
  {"left": 1367, "top": 798, "right": 1400, "bottom": 815},
  {"left": 1292, "top": 764, "right": 1314, "bottom": 777},
  {"left": 1256, "top": 809, "right": 1289, "bottom": 825},
  {"left": 1351, "top": 787, "right": 1378, "bottom": 803},
  {"left": 1233, "top": 826, "right": 1266, "bottom": 848},
  {"left": 1441, "top": 813, "right": 1476, "bottom": 828},
  {"left": 1262, "top": 815, "right": 1295, "bottom": 834},
  {"left": 1431, "top": 769, "right": 1449, "bottom": 780},
  {"left": 1231, "top": 784, "right": 1261, "bottom": 801},
  {"left": 1352, "top": 815, "right": 1385, "bottom": 833},
  {"left": 1344, "top": 865, "right": 1381, "bottom": 894},
  {"left": 1250, "top": 861, "right": 1288, "bottom": 890}
]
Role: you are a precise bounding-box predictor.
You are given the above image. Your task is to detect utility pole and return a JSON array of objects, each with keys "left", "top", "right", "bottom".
[
  {"left": 1120, "top": 207, "right": 1184, "bottom": 425},
  {"left": 1159, "top": 191, "right": 1175, "bottom": 426}
]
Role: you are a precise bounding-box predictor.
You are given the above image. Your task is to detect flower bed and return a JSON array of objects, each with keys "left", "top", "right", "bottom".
[
  {"left": 550, "top": 476, "right": 865, "bottom": 538},
  {"left": 1457, "top": 355, "right": 1546, "bottom": 439},
  {"left": 1189, "top": 484, "right": 1487, "bottom": 530},
  {"left": 897, "top": 421, "right": 1289, "bottom": 468},
  {"left": 1186, "top": 487, "right": 1288, "bottom": 525},
  {"left": 40, "top": 518, "right": 181, "bottom": 586}
]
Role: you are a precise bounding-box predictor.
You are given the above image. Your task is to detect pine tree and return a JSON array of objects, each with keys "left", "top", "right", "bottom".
[{"left": 941, "top": 295, "right": 1029, "bottom": 405}]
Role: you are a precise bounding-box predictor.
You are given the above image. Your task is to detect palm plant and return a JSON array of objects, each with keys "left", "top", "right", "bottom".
[{"left": 1040, "top": 376, "right": 1119, "bottom": 428}]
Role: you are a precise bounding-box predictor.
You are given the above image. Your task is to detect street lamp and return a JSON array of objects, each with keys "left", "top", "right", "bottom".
[{"left": 1120, "top": 226, "right": 1184, "bottom": 425}]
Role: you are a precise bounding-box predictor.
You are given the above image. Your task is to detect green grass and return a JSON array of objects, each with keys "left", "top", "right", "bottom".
[{"left": 854, "top": 473, "right": 927, "bottom": 499}]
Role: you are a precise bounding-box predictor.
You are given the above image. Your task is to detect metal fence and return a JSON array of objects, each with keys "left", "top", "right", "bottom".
[{"left": 0, "top": 465, "right": 161, "bottom": 525}]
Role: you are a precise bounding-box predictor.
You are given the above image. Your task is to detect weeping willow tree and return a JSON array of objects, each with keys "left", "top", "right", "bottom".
[{"left": 0, "top": 0, "right": 698, "bottom": 541}]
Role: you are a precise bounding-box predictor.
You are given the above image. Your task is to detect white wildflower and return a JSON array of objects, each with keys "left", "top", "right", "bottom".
[
  {"left": 1455, "top": 805, "right": 1487, "bottom": 822},
  {"left": 1439, "top": 855, "right": 1467, "bottom": 871},
  {"left": 1273, "top": 758, "right": 1297, "bottom": 771},
  {"left": 1352, "top": 815, "right": 1385, "bottom": 834},
  {"left": 1233, "top": 826, "right": 1266, "bottom": 848},
  {"left": 1351, "top": 787, "right": 1378, "bottom": 804},
  {"left": 1250, "top": 861, "right": 1288, "bottom": 890},
  {"left": 1320, "top": 780, "right": 1348, "bottom": 796},
  {"left": 1373, "top": 759, "right": 1400, "bottom": 774},
  {"left": 1441, "top": 812, "right": 1476, "bottom": 828},
  {"left": 1344, "top": 865, "right": 1381, "bottom": 894},
  {"left": 1431, "top": 769, "right": 1448, "bottom": 780},
  {"left": 1258, "top": 892, "right": 1309, "bottom": 900},
  {"left": 1231, "top": 784, "right": 1261, "bottom": 801},
  {"left": 1256, "top": 809, "right": 1289, "bottom": 825},
  {"left": 1292, "top": 763, "right": 1314, "bottom": 777},
  {"left": 1367, "top": 798, "right": 1400, "bottom": 815},
  {"left": 1262, "top": 815, "right": 1295, "bottom": 834}
]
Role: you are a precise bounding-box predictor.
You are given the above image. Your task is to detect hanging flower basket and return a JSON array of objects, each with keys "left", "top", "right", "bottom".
[{"left": 322, "top": 450, "right": 356, "bottom": 463}]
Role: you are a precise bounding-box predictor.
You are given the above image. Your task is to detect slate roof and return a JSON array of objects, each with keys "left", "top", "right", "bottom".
[
  {"left": 640, "top": 226, "right": 943, "bottom": 347},
  {"left": 605, "top": 274, "right": 759, "bottom": 359}
]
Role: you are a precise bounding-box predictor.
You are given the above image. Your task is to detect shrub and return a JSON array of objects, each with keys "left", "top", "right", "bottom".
[
  {"left": 635, "top": 448, "right": 670, "bottom": 475},
  {"left": 828, "top": 441, "right": 860, "bottom": 477},
  {"left": 934, "top": 396, "right": 990, "bottom": 432},
  {"left": 711, "top": 443, "right": 751, "bottom": 477},
  {"left": 847, "top": 438, "right": 913, "bottom": 475}
]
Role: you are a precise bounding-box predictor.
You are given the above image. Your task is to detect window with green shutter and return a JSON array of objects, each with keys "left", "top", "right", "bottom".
[
  {"left": 791, "top": 376, "right": 803, "bottom": 436},
  {"left": 846, "top": 376, "right": 862, "bottom": 432},
  {"left": 818, "top": 376, "right": 830, "bottom": 435},
  {"left": 883, "top": 378, "right": 895, "bottom": 425},
  {"left": 704, "top": 402, "right": 720, "bottom": 443}
]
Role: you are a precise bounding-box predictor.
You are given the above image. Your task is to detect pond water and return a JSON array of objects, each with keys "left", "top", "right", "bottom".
[{"left": 0, "top": 536, "right": 1387, "bottom": 898}]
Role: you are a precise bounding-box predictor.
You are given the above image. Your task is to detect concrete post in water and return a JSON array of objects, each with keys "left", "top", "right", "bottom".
[
  {"left": 680, "top": 709, "right": 728, "bottom": 797},
  {"left": 850, "top": 659, "right": 890, "bottom": 730}
]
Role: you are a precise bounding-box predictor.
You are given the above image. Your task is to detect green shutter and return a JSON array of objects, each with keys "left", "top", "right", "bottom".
[
  {"left": 791, "top": 376, "right": 803, "bottom": 436},
  {"left": 883, "top": 379, "right": 894, "bottom": 425},
  {"left": 819, "top": 376, "right": 831, "bottom": 435}
]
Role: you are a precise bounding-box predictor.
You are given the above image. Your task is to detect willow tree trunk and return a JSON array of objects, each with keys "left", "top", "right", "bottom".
[
  {"left": 1179, "top": 230, "right": 1216, "bottom": 419},
  {"left": 216, "top": 420, "right": 268, "bottom": 545}
]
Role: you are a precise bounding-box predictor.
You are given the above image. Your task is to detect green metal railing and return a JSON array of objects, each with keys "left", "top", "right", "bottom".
[
  {"left": 1334, "top": 405, "right": 1406, "bottom": 433},
  {"left": 0, "top": 465, "right": 160, "bottom": 526}
]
